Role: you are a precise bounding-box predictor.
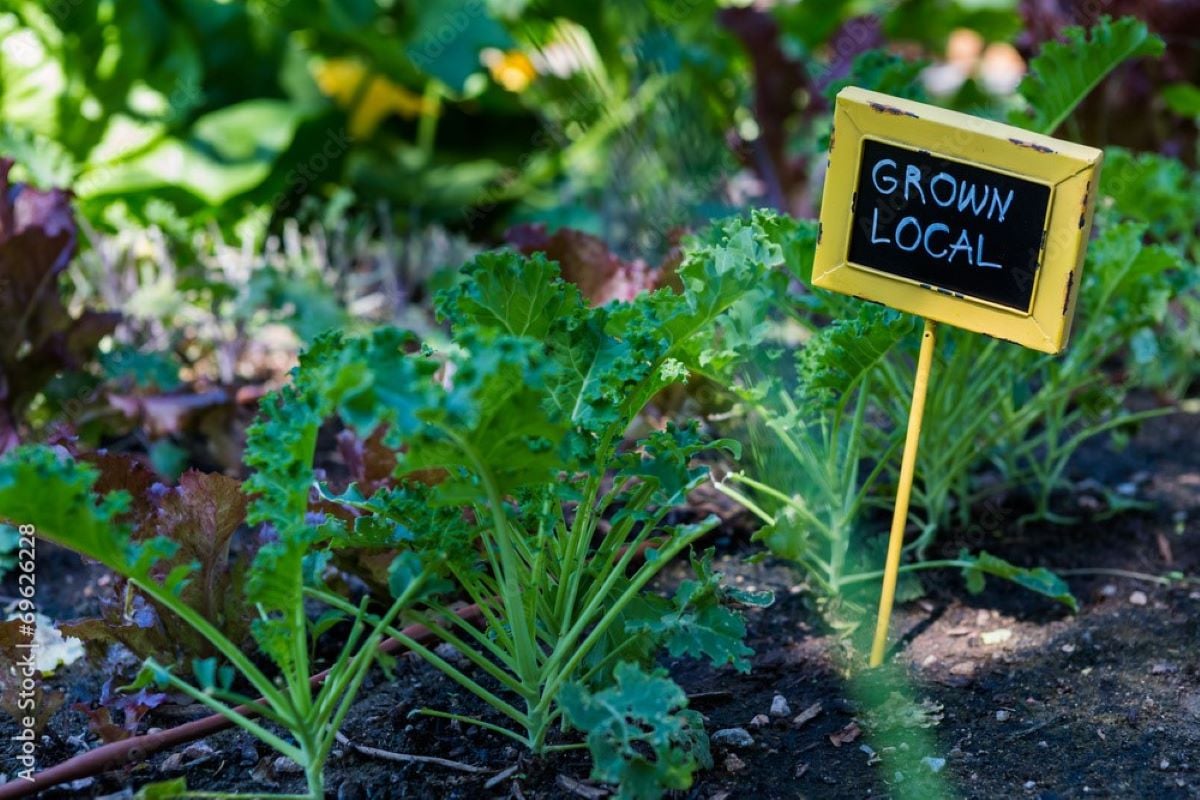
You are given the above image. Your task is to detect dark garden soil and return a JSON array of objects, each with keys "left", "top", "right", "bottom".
[{"left": 4, "top": 408, "right": 1199, "bottom": 799}]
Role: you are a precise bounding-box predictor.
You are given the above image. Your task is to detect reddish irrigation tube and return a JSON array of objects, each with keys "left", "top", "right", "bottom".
[{"left": 0, "top": 607, "right": 484, "bottom": 799}]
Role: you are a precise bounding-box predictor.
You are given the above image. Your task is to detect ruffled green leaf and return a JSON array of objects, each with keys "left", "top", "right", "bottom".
[
  {"left": 626, "top": 547, "right": 770, "bottom": 673},
  {"left": 561, "top": 662, "right": 711, "bottom": 800},
  {"left": 1010, "top": 16, "right": 1164, "bottom": 135}
]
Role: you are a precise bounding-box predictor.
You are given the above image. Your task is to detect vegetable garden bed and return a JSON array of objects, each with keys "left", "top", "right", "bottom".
[
  {"left": 3, "top": 411, "right": 1197, "bottom": 799},
  {"left": 0, "top": 5, "right": 1197, "bottom": 800}
]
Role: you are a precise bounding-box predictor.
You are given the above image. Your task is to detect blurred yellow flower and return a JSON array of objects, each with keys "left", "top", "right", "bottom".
[
  {"left": 481, "top": 48, "right": 537, "bottom": 93},
  {"left": 313, "top": 58, "right": 436, "bottom": 138}
]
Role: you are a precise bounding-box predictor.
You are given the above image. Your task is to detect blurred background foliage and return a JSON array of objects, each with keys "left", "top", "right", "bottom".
[
  {"left": 2, "top": 0, "right": 1193, "bottom": 241},
  {"left": 0, "top": 0, "right": 1196, "bottom": 473}
]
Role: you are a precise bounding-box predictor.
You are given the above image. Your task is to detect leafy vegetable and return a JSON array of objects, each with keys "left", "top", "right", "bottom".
[
  {"left": 1010, "top": 16, "right": 1165, "bottom": 135},
  {"left": 0, "top": 411, "right": 436, "bottom": 798},
  {"left": 560, "top": 662, "right": 712, "bottom": 800},
  {"left": 0, "top": 159, "right": 118, "bottom": 451},
  {"left": 718, "top": 21, "right": 1183, "bottom": 623},
  {"left": 0, "top": 213, "right": 779, "bottom": 799},
  {"left": 302, "top": 214, "right": 780, "bottom": 797}
]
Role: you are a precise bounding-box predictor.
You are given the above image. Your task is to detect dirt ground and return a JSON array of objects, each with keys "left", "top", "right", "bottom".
[{"left": 3, "top": 409, "right": 1198, "bottom": 799}]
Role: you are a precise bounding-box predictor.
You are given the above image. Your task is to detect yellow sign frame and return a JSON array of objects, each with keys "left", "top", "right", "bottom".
[{"left": 813, "top": 86, "right": 1103, "bottom": 354}]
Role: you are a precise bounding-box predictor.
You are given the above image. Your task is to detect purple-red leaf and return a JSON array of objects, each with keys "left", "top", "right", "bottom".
[{"left": 0, "top": 159, "right": 119, "bottom": 451}]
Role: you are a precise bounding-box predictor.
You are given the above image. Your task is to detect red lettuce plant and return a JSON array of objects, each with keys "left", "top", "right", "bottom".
[{"left": 0, "top": 159, "right": 119, "bottom": 451}]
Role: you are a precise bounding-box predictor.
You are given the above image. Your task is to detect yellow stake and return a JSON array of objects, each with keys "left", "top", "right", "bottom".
[{"left": 870, "top": 317, "right": 937, "bottom": 667}]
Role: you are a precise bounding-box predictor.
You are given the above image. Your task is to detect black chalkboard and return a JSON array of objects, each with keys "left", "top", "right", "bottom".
[{"left": 847, "top": 138, "right": 1051, "bottom": 312}]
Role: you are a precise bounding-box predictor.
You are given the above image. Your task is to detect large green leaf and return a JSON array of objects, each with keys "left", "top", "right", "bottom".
[
  {"left": 1009, "top": 16, "right": 1164, "bottom": 135},
  {"left": 405, "top": 0, "right": 514, "bottom": 92},
  {"left": 78, "top": 100, "right": 306, "bottom": 205},
  {"left": 0, "top": 446, "right": 145, "bottom": 577}
]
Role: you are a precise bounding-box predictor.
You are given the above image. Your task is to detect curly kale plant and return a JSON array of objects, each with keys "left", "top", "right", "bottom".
[
  {"left": 301, "top": 213, "right": 780, "bottom": 797},
  {"left": 0, "top": 212, "right": 780, "bottom": 799}
]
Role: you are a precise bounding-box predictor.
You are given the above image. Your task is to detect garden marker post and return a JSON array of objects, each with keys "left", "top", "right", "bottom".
[{"left": 810, "top": 87, "right": 1103, "bottom": 667}]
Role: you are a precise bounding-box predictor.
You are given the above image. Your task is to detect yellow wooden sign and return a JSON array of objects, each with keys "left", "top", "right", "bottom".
[
  {"left": 814, "top": 86, "right": 1102, "bottom": 354},
  {"left": 810, "top": 88, "right": 1103, "bottom": 667}
]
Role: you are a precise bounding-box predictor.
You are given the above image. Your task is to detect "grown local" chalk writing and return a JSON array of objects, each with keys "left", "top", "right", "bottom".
[
  {"left": 847, "top": 138, "right": 1050, "bottom": 312},
  {"left": 866, "top": 157, "right": 1014, "bottom": 269}
]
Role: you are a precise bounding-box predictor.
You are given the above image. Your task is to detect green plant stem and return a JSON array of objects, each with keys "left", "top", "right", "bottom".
[
  {"left": 131, "top": 578, "right": 294, "bottom": 717},
  {"left": 307, "top": 588, "right": 531, "bottom": 729},
  {"left": 533, "top": 519, "right": 715, "bottom": 729},
  {"left": 147, "top": 664, "right": 304, "bottom": 763},
  {"left": 449, "top": 430, "right": 540, "bottom": 689},
  {"left": 835, "top": 559, "right": 978, "bottom": 587},
  {"left": 417, "top": 709, "right": 531, "bottom": 746},
  {"left": 1055, "top": 567, "right": 1175, "bottom": 585}
]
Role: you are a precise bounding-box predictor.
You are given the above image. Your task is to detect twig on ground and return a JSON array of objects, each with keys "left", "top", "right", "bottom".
[
  {"left": 1008, "top": 715, "right": 1060, "bottom": 739},
  {"left": 556, "top": 774, "right": 609, "bottom": 799},
  {"left": 485, "top": 764, "right": 520, "bottom": 789},
  {"left": 335, "top": 731, "right": 491, "bottom": 773}
]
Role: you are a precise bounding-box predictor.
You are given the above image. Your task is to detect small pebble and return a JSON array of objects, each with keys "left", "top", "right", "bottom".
[
  {"left": 996, "top": 709, "right": 1011, "bottom": 722},
  {"left": 434, "top": 642, "right": 466, "bottom": 665},
  {"left": 1100, "top": 584, "right": 1118, "bottom": 597},
  {"left": 274, "top": 756, "right": 304, "bottom": 774},
  {"left": 1160, "top": 758, "right": 1171, "bottom": 770},
  {"left": 724, "top": 753, "right": 747, "bottom": 773},
  {"left": 981, "top": 628, "right": 1012, "bottom": 646},
  {"left": 1129, "top": 591, "right": 1148, "bottom": 606},
  {"left": 770, "top": 693, "right": 792, "bottom": 718},
  {"left": 1061, "top": 643, "right": 1076, "bottom": 654},
  {"left": 749, "top": 713, "right": 771, "bottom": 728},
  {"left": 921, "top": 756, "right": 946, "bottom": 774},
  {"left": 950, "top": 661, "right": 976, "bottom": 676},
  {"left": 1024, "top": 780, "right": 1037, "bottom": 789},
  {"left": 712, "top": 727, "right": 755, "bottom": 748}
]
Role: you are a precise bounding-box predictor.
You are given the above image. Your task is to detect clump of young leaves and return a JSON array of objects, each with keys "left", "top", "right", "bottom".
[
  {"left": 560, "top": 663, "right": 711, "bottom": 800},
  {"left": 0, "top": 158, "right": 119, "bottom": 452}
]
